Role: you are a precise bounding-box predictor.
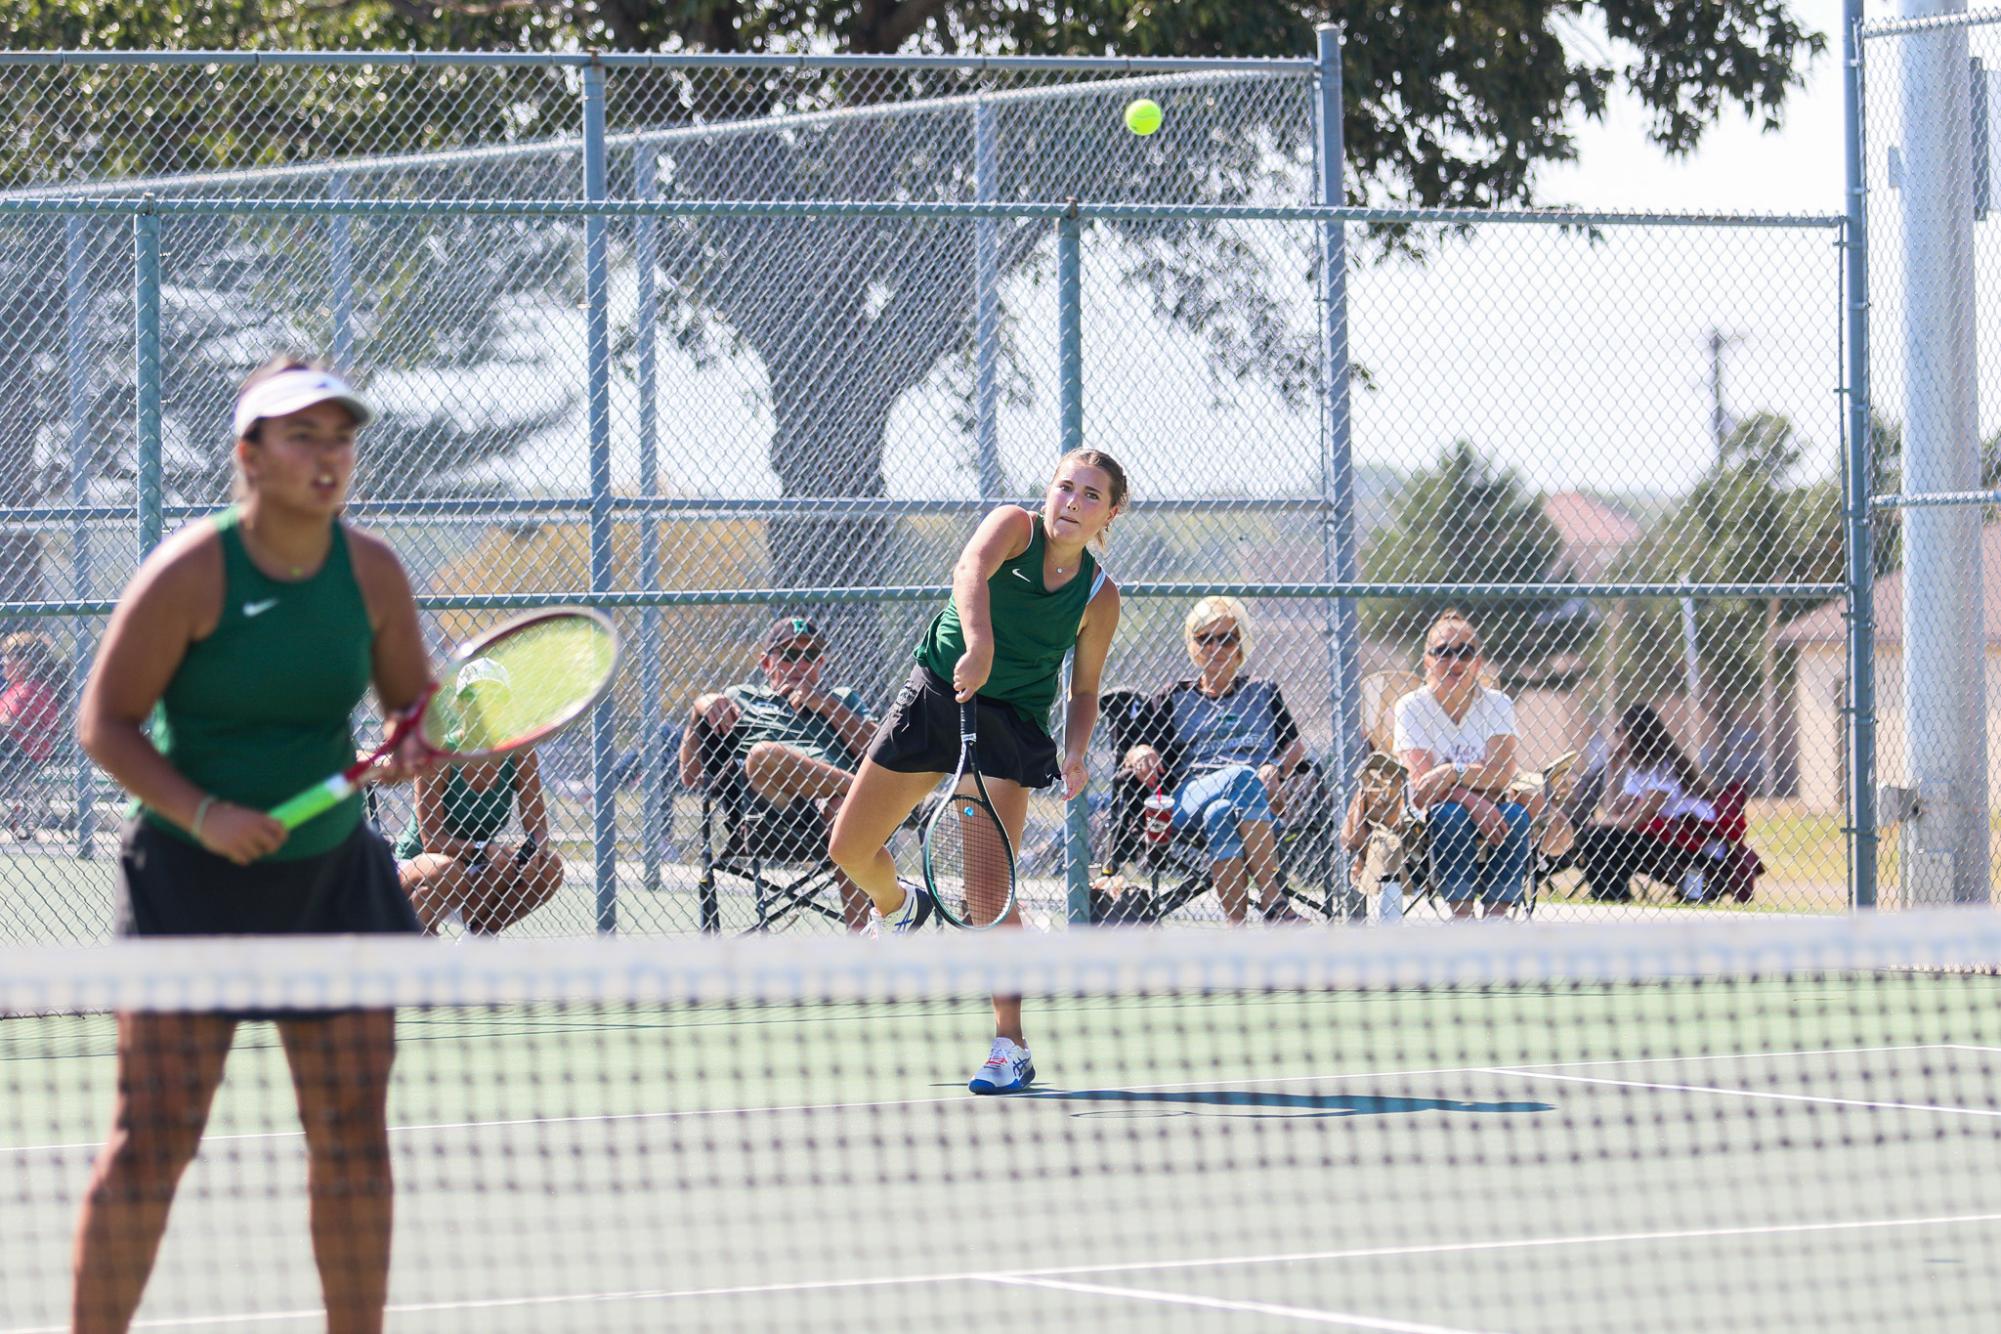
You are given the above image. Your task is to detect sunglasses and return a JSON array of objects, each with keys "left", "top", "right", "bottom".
[
  {"left": 773, "top": 645, "right": 822, "bottom": 664},
  {"left": 1427, "top": 642, "right": 1479, "bottom": 661},
  {"left": 1193, "top": 629, "right": 1241, "bottom": 649}
]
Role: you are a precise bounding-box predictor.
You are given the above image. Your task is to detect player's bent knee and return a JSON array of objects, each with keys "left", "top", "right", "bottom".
[{"left": 743, "top": 741, "right": 799, "bottom": 790}]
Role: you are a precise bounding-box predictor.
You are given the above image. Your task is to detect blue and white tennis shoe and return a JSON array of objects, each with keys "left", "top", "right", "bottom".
[
  {"left": 968, "top": 1037, "right": 1035, "bottom": 1094},
  {"left": 870, "top": 880, "right": 933, "bottom": 936}
]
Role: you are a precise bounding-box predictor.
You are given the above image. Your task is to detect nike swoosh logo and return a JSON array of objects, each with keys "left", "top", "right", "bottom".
[
  {"left": 1010, "top": 569, "right": 1032, "bottom": 582},
  {"left": 243, "top": 599, "right": 280, "bottom": 617}
]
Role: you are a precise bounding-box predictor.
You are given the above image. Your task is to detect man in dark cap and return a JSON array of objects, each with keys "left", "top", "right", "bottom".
[{"left": 677, "top": 615, "right": 876, "bottom": 928}]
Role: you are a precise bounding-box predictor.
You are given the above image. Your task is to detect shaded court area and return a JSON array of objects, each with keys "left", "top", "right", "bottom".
[{"left": 5, "top": 924, "right": 2001, "bottom": 1332}]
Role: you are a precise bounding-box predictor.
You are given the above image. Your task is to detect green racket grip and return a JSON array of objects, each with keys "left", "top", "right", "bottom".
[{"left": 270, "top": 775, "right": 357, "bottom": 832}]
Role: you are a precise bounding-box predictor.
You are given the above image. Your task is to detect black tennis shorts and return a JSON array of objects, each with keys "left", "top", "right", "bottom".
[
  {"left": 117, "top": 815, "right": 421, "bottom": 939},
  {"left": 867, "top": 665, "right": 1061, "bottom": 790}
]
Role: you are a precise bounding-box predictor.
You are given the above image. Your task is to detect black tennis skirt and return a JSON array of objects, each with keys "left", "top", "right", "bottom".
[
  {"left": 866, "top": 665, "right": 1061, "bottom": 790},
  {"left": 117, "top": 815, "right": 421, "bottom": 939}
]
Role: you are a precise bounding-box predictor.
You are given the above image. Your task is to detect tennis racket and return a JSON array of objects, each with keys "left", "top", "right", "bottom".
[
  {"left": 920, "top": 700, "right": 1018, "bottom": 930},
  {"left": 269, "top": 607, "right": 620, "bottom": 831}
]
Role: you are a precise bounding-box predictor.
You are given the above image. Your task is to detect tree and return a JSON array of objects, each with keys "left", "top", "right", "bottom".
[
  {"left": 1, "top": 2, "right": 1825, "bottom": 661},
  {"left": 1359, "top": 439, "right": 1581, "bottom": 678},
  {"left": 1601, "top": 410, "right": 1851, "bottom": 789}
]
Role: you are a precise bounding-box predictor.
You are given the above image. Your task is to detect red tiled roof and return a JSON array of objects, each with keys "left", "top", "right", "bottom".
[
  {"left": 1779, "top": 524, "right": 2001, "bottom": 646},
  {"left": 1542, "top": 491, "right": 1641, "bottom": 579}
]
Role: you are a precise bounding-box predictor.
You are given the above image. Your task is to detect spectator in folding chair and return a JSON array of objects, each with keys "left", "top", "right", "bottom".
[
  {"left": 1117, "top": 596, "right": 1317, "bottom": 924},
  {"left": 1393, "top": 609, "right": 1534, "bottom": 919},
  {"left": 677, "top": 614, "right": 876, "bottom": 932},
  {"left": 393, "top": 658, "right": 565, "bottom": 933},
  {"left": 1574, "top": 703, "right": 1756, "bottom": 903},
  {"left": 0, "top": 631, "right": 64, "bottom": 838}
]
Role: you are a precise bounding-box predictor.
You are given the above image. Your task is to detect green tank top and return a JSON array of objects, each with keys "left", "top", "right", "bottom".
[
  {"left": 916, "top": 511, "right": 1100, "bottom": 732},
  {"left": 142, "top": 507, "right": 374, "bottom": 860},
  {"left": 393, "top": 759, "right": 518, "bottom": 860}
]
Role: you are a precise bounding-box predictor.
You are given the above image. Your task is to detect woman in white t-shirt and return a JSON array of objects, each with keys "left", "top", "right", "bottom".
[
  {"left": 1577, "top": 703, "right": 1714, "bottom": 902},
  {"left": 1392, "top": 609, "right": 1533, "bottom": 917}
]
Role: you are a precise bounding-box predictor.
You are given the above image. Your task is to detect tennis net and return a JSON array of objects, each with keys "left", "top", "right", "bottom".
[{"left": 7, "top": 913, "right": 2001, "bottom": 1333}]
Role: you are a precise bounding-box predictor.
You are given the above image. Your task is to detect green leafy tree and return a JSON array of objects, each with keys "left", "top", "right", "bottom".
[
  {"left": 1360, "top": 439, "right": 1580, "bottom": 678},
  {"left": 1605, "top": 411, "right": 1845, "bottom": 714},
  {"left": 0, "top": 0, "right": 1825, "bottom": 640}
]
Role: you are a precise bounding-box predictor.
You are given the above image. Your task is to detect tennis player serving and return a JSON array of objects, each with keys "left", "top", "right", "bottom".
[
  {"left": 829, "top": 448, "right": 1125, "bottom": 1094},
  {"left": 72, "top": 357, "right": 436, "bottom": 1334}
]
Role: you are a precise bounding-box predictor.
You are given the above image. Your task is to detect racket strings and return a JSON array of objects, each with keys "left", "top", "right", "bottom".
[
  {"left": 926, "top": 792, "right": 1014, "bottom": 929},
  {"left": 437, "top": 614, "right": 617, "bottom": 756}
]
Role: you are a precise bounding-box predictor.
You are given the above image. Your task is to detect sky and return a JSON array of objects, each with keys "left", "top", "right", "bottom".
[
  {"left": 1552, "top": 0, "right": 1848, "bottom": 218},
  {"left": 1330, "top": 0, "right": 1857, "bottom": 502}
]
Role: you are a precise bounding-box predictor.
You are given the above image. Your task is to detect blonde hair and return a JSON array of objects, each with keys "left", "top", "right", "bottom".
[
  {"left": 1, "top": 631, "right": 60, "bottom": 685},
  {"left": 1184, "top": 595, "right": 1251, "bottom": 657}
]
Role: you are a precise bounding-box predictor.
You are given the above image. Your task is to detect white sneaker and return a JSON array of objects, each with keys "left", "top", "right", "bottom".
[
  {"left": 868, "top": 879, "right": 933, "bottom": 937},
  {"left": 968, "top": 1037, "right": 1035, "bottom": 1095}
]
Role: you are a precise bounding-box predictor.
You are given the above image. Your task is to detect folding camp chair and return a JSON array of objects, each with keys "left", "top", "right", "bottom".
[
  {"left": 1343, "top": 670, "right": 1572, "bottom": 920},
  {"left": 690, "top": 722, "right": 857, "bottom": 934},
  {"left": 1089, "top": 687, "right": 1352, "bottom": 925}
]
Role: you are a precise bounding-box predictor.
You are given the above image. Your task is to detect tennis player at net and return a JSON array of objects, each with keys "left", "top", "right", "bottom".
[{"left": 71, "top": 356, "right": 436, "bottom": 1334}]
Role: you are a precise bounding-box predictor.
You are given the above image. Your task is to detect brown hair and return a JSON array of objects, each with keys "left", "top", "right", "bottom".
[
  {"left": 1059, "top": 448, "right": 1129, "bottom": 510},
  {"left": 1618, "top": 702, "right": 1707, "bottom": 797},
  {"left": 1, "top": 631, "right": 60, "bottom": 685},
  {"left": 1053, "top": 448, "right": 1129, "bottom": 550}
]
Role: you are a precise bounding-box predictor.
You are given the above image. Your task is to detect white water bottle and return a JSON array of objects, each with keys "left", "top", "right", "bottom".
[{"left": 1378, "top": 875, "right": 1404, "bottom": 923}]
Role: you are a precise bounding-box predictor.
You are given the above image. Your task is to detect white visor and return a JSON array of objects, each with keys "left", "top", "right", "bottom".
[{"left": 232, "top": 369, "right": 373, "bottom": 440}]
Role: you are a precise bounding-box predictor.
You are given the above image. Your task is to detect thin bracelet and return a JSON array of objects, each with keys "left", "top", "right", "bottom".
[{"left": 191, "top": 795, "right": 218, "bottom": 841}]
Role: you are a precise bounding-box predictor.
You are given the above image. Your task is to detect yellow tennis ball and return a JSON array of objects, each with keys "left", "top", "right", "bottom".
[{"left": 1124, "top": 98, "right": 1163, "bottom": 137}]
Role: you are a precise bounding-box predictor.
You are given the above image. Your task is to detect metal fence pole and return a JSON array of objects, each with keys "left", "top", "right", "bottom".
[
  {"left": 134, "top": 203, "right": 163, "bottom": 557},
  {"left": 634, "top": 147, "right": 667, "bottom": 895},
  {"left": 1896, "top": 0, "right": 1987, "bottom": 904},
  {"left": 1843, "top": 0, "right": 1879, "bottom": 911},
  {"left": 974, "top": 98, "right": 1003, "bottom": 502},
  {"left": 1057, "top": 210, "right": 1090, "bottom": 925},
  {"left": 328, "top": 173, "right": 355, "bottom": 370},
  {"left": 583, "top": 59, "right": 619, "bottom": 932},
  {"left": 1315, "top": 24, "right": 1363, "bottom": 829},
  {"left": 64, "top": 217, "right": 95, "bottom": 856}
]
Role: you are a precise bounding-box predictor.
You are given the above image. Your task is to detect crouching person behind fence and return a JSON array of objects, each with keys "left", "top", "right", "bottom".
[{"left": 395, "top": 659, "right": 564, "bottom": 934}]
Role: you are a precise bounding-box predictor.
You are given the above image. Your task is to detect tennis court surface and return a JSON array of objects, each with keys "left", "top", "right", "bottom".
[{"left": 6, "top": 915, "right": 2001, "bottom": 1332}]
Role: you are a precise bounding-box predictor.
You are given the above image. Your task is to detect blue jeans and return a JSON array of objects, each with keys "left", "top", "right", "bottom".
[
  {"left": 1428, "top": 800, "right": 1532, "bottom": 904},
  {"left": 1173, "top": 765, "right": 1276, "bottom": 864}
]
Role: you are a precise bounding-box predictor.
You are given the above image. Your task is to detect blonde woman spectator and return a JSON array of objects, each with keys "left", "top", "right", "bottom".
[{"left": 1119, "top": 596, "right": 1311, "bottom": 923}]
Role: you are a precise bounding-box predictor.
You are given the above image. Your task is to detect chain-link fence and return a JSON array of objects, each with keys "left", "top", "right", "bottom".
[{"left": 0, "top": 48, "right": 1865, "bottom": 941}]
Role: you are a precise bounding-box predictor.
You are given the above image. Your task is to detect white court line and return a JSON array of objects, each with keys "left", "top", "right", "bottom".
[
  {"left": 985, "top": 1274, "right": 1496, "bottom": 1333},
  {"left": 1488, "top": 1067, "right": 2001, "bottom": 1118},
  {"left": 8, "top": 1210, "right": 2001, "bottom": 1333},
  {"left": 0, "top": 1041, "right": 1947, "bottom": 1157}
]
